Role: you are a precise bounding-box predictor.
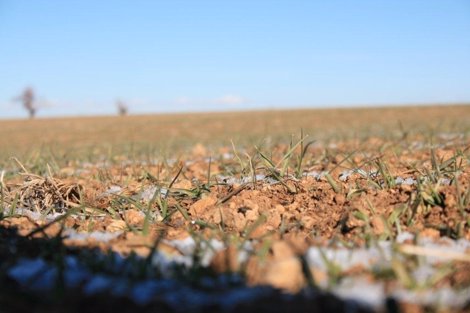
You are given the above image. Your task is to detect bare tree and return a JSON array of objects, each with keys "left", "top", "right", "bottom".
[
  {"left": 15, "top": 87, "right": 37, "bottom": 119},
  {"left": 116, "top": 100, "right": 128, "bottom": 116}
]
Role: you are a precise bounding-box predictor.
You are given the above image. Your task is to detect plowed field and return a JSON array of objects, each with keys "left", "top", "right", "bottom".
[{"left": 1, "top": 105, "right": 469, "bottom": 313}]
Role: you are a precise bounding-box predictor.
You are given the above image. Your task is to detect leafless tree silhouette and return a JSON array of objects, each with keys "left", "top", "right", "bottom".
[
  {"left": 15, "top": 87, "right": 37, "bottom": 119},
  {"left": 116, "top": 100, "right": 128, "bottom": 116}
]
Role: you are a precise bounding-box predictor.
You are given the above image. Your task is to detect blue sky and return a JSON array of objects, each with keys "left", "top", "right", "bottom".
[{"left": 0, "top": 0, "right": 469, "bottom": 118}]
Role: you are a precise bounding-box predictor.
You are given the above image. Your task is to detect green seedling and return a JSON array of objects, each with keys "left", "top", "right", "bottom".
[
  {"left": 256, "top": 148, "right": 296, "bottom": 193},
  {"left": 324, "top": 173, "right": 341, "bottom": 193},
  {"left": 294, "top": 129, "right": 316, "bottom": 178},
  {"left": 375, "top": 158, "right": 395, "bottom": 189}
]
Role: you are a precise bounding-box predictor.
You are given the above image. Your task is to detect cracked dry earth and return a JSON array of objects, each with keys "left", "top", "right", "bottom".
[{"left": 1, "top": 134, "right": 470, "bottom": 313}]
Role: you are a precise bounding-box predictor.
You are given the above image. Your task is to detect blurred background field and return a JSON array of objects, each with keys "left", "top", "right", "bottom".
[{"left": 1, "top": 105, "right": 469, "bottom": 165}]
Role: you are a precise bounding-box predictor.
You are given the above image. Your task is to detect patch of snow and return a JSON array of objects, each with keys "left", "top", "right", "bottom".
[
  {"left": 238, "top": 241, "right": 254, "bottom": 264},
  {"left": 199, "top": 239, "right": 225, "bottom": 266},
  {"left": 409, "top": 141, "right": 427, "bottom": 150},
  {"left": 217, "top": 175, "right": 240, "bottom": 185},
  {"left": 412, "top": 264, "right": 435, "bottom": 283},
  {"left": 396, "top": 232, "right": 415, "bottom": 243},
  {"left": 339, "top": 170, "right": 354, "bottom": 182},
  {"left": 217, "top": 174, "right": 280, "bottom": 186},
  {"left": 157, "top": 237, "right": 225, "bottom": 268},
  {"left": 166, "top": 158, "right": 178, "bottom": 166},
  {"left": 104, "top": 185, "right": 122, "bottom": 195},
  {"left": 152, "top": 250, "right": 194, "bottom": 274},
  {"left": 392, "top": 287, "right": 470, "bottom": 308},
  {"left": 222, "top": 152, "right": 234, "bottom": 160},
  {"left": 163, "top": 236, "right": 196, "bottom": 255},
  {"left": 333, "top": 278, "right": 385, "bottom": 308},
  {"left": 63, "top": 229, "right": 122, "bottom": 243},
  {"left": 306, "top": 243, "right": 392, "bottom": 274},
  {"left": 13, "top": 208, "right": 67, "bottom": 221},
  {"left": 338, "top": 169, "right": 378, "bottom": 182},
  {"left": 303, "top": 171, "right": 326, "bottom": 180},
  {"left": 395, "top": 177, "right": 416, "bottom": 185},
  {"left": 439, "top": 178, "right": 452, "bottom": 186},
  {"left": 438, "top": 133, "right": 464, "bottom": 141},
  {"left": 139, "top": 186, "right": 168, "bottom": 201}
]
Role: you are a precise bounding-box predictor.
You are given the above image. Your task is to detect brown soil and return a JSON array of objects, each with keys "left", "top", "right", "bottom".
[{"left": 1, "top": 105, "right": 470, "bottom": 312}]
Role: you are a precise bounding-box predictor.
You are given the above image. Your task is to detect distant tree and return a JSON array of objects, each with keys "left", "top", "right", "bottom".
[
  {"left": 116, "top": 100, "right": 128, "bottom": 116},
  {"left": 15, "top": 87, "right": 37, "bottom": 119}
]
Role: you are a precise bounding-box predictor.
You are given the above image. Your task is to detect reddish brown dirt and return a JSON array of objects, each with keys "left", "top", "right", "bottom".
[{"left": 1, "top": 106, "right": 469, "bottom": 311}]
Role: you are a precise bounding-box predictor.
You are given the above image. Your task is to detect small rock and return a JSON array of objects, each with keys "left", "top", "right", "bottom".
[
  {"left": 245, "top": 208, "right": 260, "bottom": 222},
  {"left": 173, "top": 179, "right": 193, "bottom": 189},
  {"left": 189, "top": 196, "right": 217, "bottom": 216},
  {"left": 262, "top": 257, "right": 305, "bottom": 292},
  {"left": 271, "top": 241, "right": 296, "bottom": 260},
  {"left": 248, "top": 223, "right": 270, "bottom": 239},
  {"left": 124, "top": 209, "right": 145, "bottom": 226},
  {"left": 371, "top": 216, "right": 385, "bottom": 235},
  {"left": 210, "top": 245, "right": 240, "bottom": 272},
  {"left": 245, "top": 241, "right": 305, "bottom": 292},
  {"left": 267, "top": 209, "right": 282, "bottom": 228},
  {"left": 334, "top": 194, "right": 346, "bottom": 205},
  {"left": 274, "top": 204, "right": 286, "bottom": 213},
  {"left": 106, "top": 220, "right": 127, "bottom": 232}
]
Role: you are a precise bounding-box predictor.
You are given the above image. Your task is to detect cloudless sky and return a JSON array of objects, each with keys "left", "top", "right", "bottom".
[{"left": 0, "top": 0, "right": 469, "bottom": 118}]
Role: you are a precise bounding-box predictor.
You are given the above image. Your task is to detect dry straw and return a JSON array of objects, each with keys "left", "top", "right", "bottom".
[{"left": 11, "top": 158, "right": 82, "bottom": 213}]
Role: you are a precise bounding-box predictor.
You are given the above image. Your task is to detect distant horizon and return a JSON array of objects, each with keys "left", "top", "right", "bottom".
[
  {"left": 1, "top": 101, "right": 468, "bottom": 121},
  {"left": 1, "top": 1, "right": 469, "bottom": 118}
]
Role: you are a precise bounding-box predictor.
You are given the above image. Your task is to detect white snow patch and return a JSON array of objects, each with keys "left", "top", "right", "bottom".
[
  {"left": 13, "top": 208, "right": 67, "bottom": 221},
  {"left": 332, "top": 278, "right": 385, "bottom": 308},
  {"left": 139, "top": 186, "right": 168, "bottom": 201},
  {"left": 63, "top": 229, "right": 122, "bottom": 242}
]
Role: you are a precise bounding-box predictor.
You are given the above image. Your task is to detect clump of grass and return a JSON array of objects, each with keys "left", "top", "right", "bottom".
[
  {"left": 324, "top": 173, "right": 341, "bottom": 193},
  {"left": 1, "top": 108, "right": 470, "bottom": 312},
  {"left": 374, "top": 157, "right": 396, "bottom": 189},
  {"left": 11, "top": 161, "right": 82, "bottom": 214}
]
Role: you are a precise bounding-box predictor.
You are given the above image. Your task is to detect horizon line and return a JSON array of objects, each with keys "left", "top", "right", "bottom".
[{"left": 1, "top": 101, "right": 468, "bottom": 121}]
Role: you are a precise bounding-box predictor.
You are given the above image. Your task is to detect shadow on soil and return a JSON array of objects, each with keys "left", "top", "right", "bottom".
[{"left": 0, "top": 224, "right": 380, "bottom": 313}]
